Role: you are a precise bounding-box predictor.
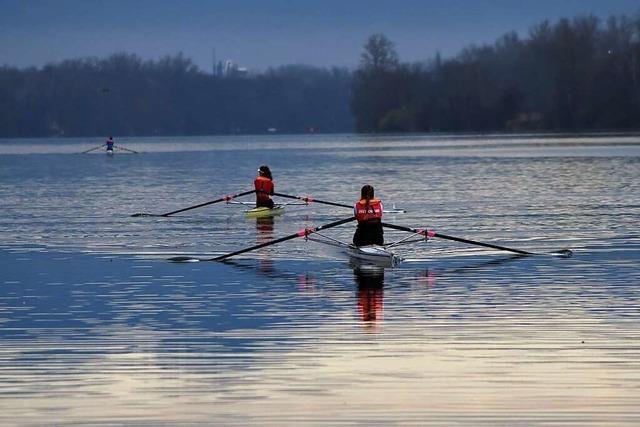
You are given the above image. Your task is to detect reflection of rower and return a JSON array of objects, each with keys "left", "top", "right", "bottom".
[
  {"left": 255, "top": 216, "right": 274, "bottom": 241},
  {"left": 353, "top": 265, "right": 384, "bottom": 326},
  {"left": 255, "top": 216, "right": 275, "bottom": 272}
]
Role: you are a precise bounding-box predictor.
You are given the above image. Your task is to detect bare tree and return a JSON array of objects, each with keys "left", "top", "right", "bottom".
[{"left": 360, "top": 34, "right": 399, "bottom": 72}]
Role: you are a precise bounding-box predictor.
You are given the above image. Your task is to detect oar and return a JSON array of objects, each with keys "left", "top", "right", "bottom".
[
  {"left": 169, "top": 216, "right": 357, "bottom": 262},
  {"left": 81, "top": 143, "right": 106, "bottom": 154},
  {"left": 381, "top": 222, "right": 534, "bottom": 255},
  {"left": 115, "top": 145, "right": 139, "bottom": 154},
  {"left": 273, "top": 192, "right": 351, "bottom": 208},
  {"left": 131, "top": 189, "right": 256, "bottom": 217},
  {"left": 272, "top": 192, "right": 405, "bottom": 213}
]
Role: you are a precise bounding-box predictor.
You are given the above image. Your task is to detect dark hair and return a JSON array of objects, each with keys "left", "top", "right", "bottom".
[
  {"left": 258, "top": 165, "right": 272, "bottom": 180},
  {"left": 360, "top": 184, "right": 374, "bottom": 201}
]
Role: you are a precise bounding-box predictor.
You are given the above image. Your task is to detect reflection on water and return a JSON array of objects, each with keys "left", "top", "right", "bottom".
[
  {"left": 354, "top": 265, "right": 385, "bottom": 326},
  {"left": 1, "top": 134, "right": 639, "bottom": 425},
  {"left": 255, "top": 216, "right": 275, "bottom": 273}
]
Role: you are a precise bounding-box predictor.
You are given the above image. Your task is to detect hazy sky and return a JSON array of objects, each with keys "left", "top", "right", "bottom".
[{"left": 1, "top": 0, "right": 638, "bottom": 72}]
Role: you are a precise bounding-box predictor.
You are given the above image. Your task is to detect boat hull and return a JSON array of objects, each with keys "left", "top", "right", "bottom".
[
  {"left": 244, "top": 206, "right": 285, "bottom": 218},
  {"left": 345, "top": 245, "right": 400, "bottom": 267}
]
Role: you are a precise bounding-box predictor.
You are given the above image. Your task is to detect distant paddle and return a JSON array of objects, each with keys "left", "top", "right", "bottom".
[
  {"left": 169, "top": 216, "right": 357, "bottom": 262},
  {"left": 131, "top": 189, "right": 256, "bottom": 217},
  {"left": 114, "top": 145, "right": 139, "bottom": 154},
  {"left": 381, "top": 222, "right": 572, "bottom": 257},
  {"left": 80, "top": 144, "right": 106, "bottom": 154}
]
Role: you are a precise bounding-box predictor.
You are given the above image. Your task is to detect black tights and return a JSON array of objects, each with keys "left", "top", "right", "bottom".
[
  {"left": 256, "top": 199, "right": 274, "bottom": 209},
  {"left": 353, "top": 221, "right": 384, "bottom": 246}
]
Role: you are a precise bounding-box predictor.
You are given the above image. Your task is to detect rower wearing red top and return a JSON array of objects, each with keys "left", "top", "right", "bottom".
[
  {"left": 254, "top": 165, "right": 275, "bottom": 208},
  {"left": 106, "top": 136, "right": 114, "bottom": 151},
  {"left": 353, "top": 184, "right": 384, "bottom": 247}
]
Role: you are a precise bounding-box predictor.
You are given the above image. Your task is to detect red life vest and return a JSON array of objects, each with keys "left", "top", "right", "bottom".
[
  {"left": 254, "top": 176, "right": 274, "bottom": 202},
  {"left": 354, "top": 198, "right": 383, "bottom": 222}
]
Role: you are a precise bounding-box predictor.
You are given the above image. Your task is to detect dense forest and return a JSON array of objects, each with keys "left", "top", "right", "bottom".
[
  {"left": 1, "top": 12, "right": 639, "bottom": 137},
  {"left": 353, "top": 14, "right": 640, "bottom": 132},
  {"left": 0, "top": 54, "right": 352, "bottom": 137}
]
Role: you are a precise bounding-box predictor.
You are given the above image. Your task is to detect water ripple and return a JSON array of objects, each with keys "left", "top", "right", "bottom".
[{"left": 1, "top": 134, "right": 639, "bottom": 425}]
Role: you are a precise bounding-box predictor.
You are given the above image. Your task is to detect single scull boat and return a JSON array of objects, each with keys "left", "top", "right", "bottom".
[{"left": 244, "top": 205, "right": 286, "bottom": 218}]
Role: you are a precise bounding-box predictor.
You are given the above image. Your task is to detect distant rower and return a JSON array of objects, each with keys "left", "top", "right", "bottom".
[
  {"left": 254, "top": 165, "right": 275, "bottom": 208},
  {"left": 106, "top": 136, "right": 114, "bottom": 152},
  {"left": 353, "top": 184, "right": 384, "bottom": 247}
]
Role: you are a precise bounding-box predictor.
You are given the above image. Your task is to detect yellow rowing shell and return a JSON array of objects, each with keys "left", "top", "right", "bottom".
[{"left": 244, "top": 205, "right": 285, "bottom": 218}]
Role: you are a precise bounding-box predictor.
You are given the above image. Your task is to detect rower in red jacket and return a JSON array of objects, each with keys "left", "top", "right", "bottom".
[
  {"left": 254, "top": 165, "right": 275, "bottom": 208},
  {"left": 353, "top": 184, "right": 384, "bottom": 247}
]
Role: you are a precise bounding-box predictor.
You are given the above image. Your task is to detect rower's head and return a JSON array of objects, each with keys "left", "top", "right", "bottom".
[
  {"left": 361, "top": 184, "right": 375, "bottom": 201},
  {"left": 258, "top": 165, "right": 272, "bottom": 180}
]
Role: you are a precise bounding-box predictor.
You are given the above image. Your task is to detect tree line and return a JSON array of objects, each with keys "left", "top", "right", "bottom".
[
  {"left": 0, "top": 53, "right": 352, "bottom": 137},
  {"left": 1, "top": 12, "right": 639, "bottom": 137},
  {"left": 353, "top": 13, "right": 640, "bottom": 132}
]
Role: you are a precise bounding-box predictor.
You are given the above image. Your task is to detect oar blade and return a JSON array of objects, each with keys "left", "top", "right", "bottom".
[
  {"left": 383, "top": 204, "right": 406, "bottom": 214},
  {"left": 551, "top": 248, "right": 573, "bottom": 258},
  {"left": 168, "top": 256, "right": 201, "bottom": 263}
]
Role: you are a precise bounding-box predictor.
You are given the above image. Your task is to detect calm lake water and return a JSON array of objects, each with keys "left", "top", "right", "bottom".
[{"left": 1, "top": 133, "right": 639, "bottom": 425}]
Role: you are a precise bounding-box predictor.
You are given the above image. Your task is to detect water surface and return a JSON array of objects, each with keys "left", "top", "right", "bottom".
[{"left": 1, "top": 133, "right": 639, "bottom": 425}]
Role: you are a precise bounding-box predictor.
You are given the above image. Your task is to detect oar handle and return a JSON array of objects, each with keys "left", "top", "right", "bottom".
[
  {"left": 272, "top": 192, "right": 352, "bottom": 209},
  {"left": 381, "top": 222, "right": 532, "bottom": 255}
]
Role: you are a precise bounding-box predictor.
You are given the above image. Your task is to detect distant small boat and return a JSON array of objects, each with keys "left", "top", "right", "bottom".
[{"left": 244, "top": 205, "right": 285, "bottom": 218}]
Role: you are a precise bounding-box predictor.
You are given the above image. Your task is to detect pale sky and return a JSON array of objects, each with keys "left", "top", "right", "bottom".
[{"left": 1, "top": 0, "right": 638, "bottom": 72}]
